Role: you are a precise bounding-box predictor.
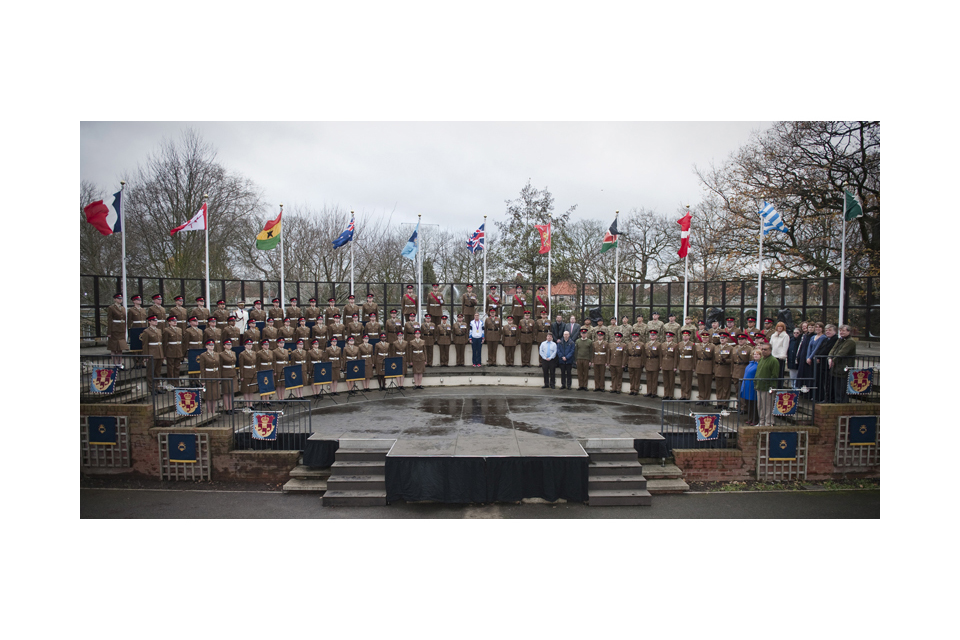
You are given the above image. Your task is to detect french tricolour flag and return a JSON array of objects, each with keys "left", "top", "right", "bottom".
[{"left": 83, "top": 190, "right": 122, "bottom": 236}]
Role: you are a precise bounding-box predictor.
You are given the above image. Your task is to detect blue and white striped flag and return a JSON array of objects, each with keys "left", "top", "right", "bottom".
[{"left": 759, "top": 201, "right": 788, "bottom": 235}]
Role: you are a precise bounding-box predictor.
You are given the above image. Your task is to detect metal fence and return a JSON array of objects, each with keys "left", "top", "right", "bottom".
[
  {"left": 808, "top": 354, "right": 880, "bottom": 404},
  {"left": 81, "top": 274, "right": 880, "bottom": 340},
  {"left": 151, "top": 377, "right": 234, "bottom": 428},
  {"left": 751, "top": 379, "right": 817, "bottom": 424},
  {"left": 232, "top": 398, "right": 313, "bottom": 451},
  {"left": 660, "top": 398, "right": 742, "bottom": 451},
  {"left": 80, "top": 355, "right": 154, "bottom": 404}
]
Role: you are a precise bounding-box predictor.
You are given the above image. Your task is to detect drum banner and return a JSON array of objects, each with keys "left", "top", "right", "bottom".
[
  {"left": 773, "top": 390, "right": 799, "bottom": 416},
  {"left": 847, "top": 369, "right": 873, "bottom": 395},
  {"left": 848, "top": 416, "right": 878, "bottom": 446},
  {"left": 768, "top": 431, "right": 798, "bottom": 461},
  {"left": 284, "top": 364, "right": 304, "bottom": 390},
  {"left": 88, "top": 416, "right": 118, "bottom": 446},
  {"left": 694, "top": 413, "right": 721, "bottom": 441},
  {"left": 258, "top": 369, "right": 276, "bottom": 396},
  {"left": 168, "top": 434, "right": 197, "bottom": 463},
  {"left": 252, "top": 412, "right": 280, "bottom": 441},
  {"left": 90, "top": 366, "right": 120, "bottom": 394},
  {"left": 173, "top": 388, "right": 202, "bottom": 416}
]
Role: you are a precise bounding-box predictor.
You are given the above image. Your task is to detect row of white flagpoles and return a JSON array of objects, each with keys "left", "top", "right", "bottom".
[{"left": 87, "top": 185, "right": 862, "bottom": 324}]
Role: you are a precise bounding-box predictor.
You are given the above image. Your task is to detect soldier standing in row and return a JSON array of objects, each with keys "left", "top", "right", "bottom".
[
  {"left": 519, "top": 310, "right": 535, "bottom": 367},
  {"left": 107, "top": 293, "right": 127, "bottom": 363},
  {"left": 373, "top": 332, "right": 391, "bottom": 389},
  {"left": 260, "top": 317, "right": 278, "bottom": 351},
  {"left": 502, "top": 315, "right": 518, "bottom": 366},
  {"left": 199, "top": 340, "right": 222, "bottom": 414},
  {"left": 402, "top": 285, "right": 418, "bottom": 319},
  {"left": 288, "top": 339, "right": 307, "bottom": 398},
  {"left": 575, "top": 328, "right": 593, "bottom": 391},
  {"left": 278, "top": 317, "right": 295, "bottom": 347},
  {"left": 268, "top": 298, "right": 284, "bottom": 328},
  {"left": 285, "top": 297, "right": 302, "bottom": 324},
  {"left": 427, "top": 283, "right": 444, "bottom": 321},
  {"left": 213, "top": 299, "right": 230, "bottom": 327},
  {"left": 248, "top": 300, "right": 266, "bottom": 327},
  {"left": 410, "top": 329, "right": 426, "bottom": 388},
  {"left": 663, "top": 314, "right": 681, "bottom": 343},
  {"left": 695, "top": 335, "right": 716, "bottom": 406},
  {"left": 534, "top": 286, "right": 548, "bottom": 317},
  {"left": 191, "top": 297, "right": 211, "bottom": 323},
  {"left": 461, "top": 284, "right": 478, "bottom": 319},
  {"left": 324, "top": 336, "right": 341, "bottom": 396},
  {"left": 342, "top": 335, "right": 360, "bottom": 395},
  {"left": 484, "top": 308, "right": 501, "bottom": 366},
  {"left": 385, "top": 309, "right": 401, "bottom": 345},
  {"left": 644, "top": 329, "right": 662, "bottom": 398},
  {"left": 142, "top": 315, "right": 164, "bottom": 393},
  {"left": 391, "top": 330, "right": 408, "bottom": 389},
  {"left": 660, "top": 332, "right": 679, "bottom": 399},
  {"left": 362, "top": 292, "right": 379, "bottom": 324},
  {"left": 184, "top": 317, "right": 204, "bottom": 379},
  {"left": 219, "top": 338, "right": 238, "bottom": 412},
  {"left": 486, "top": 285, "right": 500, "bottom": 316},
  {"left": 713, "top": 332, "right": 734, "bottom": 408},
  {"left": 170, "top": 296, "right": 188, "bottom": 322},
  {"left": 436, "top": 314, "right": 451, "bottom": 366},
  {"left": 422, "top": 313, "right": 437, "bottom": 367},
  {"left": 403, "top": 312, "right": 420, "bottom": 367},
  {"left": 510, "top": 284, "right": 526, "bottom": 320},
  {"left": 328, "top": 314, "right": 345, "bottom": 352},
  {"left": 732, "top": 333, "right": 754, "bottom": 407},
  {"left": 239, "top": 339, "right": 259, "bottom": 403},
  {"left": 148, "top": 294, "right": 166, "bottom": 322},
  {"left": 591, "top": 330, "right": 608, "bottom": 392},
  {"left": 126, "top": 294, "right": 147, "bottom": 338},
  {"left": 295, "top": 317, "right": 311, "bottom": 345},
  {"left": 307, "top": 339, "right": 324, "bottom": 388},
  {"left": 273, "top": 337, "right": 290, "bottom": 399},
  {"left": 453, "top": 313, "right": 469, "bottom": 366},
  {"left": 324, "top": 298, "right": 340, "bottom": 326},
  {"left": 365, "top": 312, "right": 381, "bottom": 340},
  {"left": 608, "top": 331, "right": 626, "bottom": 394},
  {"left": 162, "top": 316, "right": 183, "bottom": 379},
  {"left": 256, "top": 339, "right": 275, "bottom": 400},
  {"left": 647, "top": 312, "right": 664, "bottom": 338},
  {"left": 343, "top": 295, "right": 360, "bottom": 322},
  {"left": 303, "top": 298, "right": 321, "bottom": 326},
  {"left": 626, "top": 332, "right": 645, "bottom": 395},
  {"left": 311, "top": 318, "right": 328, "bottom": 351},
  {"left": 677, "top": 330, "right": 697, "bottom": 400}
]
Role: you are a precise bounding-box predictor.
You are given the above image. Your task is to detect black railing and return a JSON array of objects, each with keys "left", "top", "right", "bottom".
[
  {"left": 151, "top": 377, "right": 235, "bottom": 429},
  {"left": 809, "top": 354, "right": 880, "bottom": 404},
  {"left": 750, "top": 379, "right": 818, "bottom": 424},
  {"left": 661, "top": 399, "right": 741, "bottom": 451},
  {"left": 232, "top": 398, "right": 313, "bottom": 451},
  {"left": 80, "top": 354, "right": 155, "bottom": 404},
  {"left": 81, "top": 275, "right": 879, "bottom": 340}
]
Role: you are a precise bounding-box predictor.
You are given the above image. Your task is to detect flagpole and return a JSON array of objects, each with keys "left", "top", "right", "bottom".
[
  {"left": 547, "top": 218, "right": 552, "bottom": 320},
  {"left": 614, "top": 210, "right": 619, "bottom": 321},
  {"left": 279, "top": 203, "right": 285, "bottom": 304},
  {"left": 203, "top": 193, "right": 210, "bottom": 304},
  {"left": 840, "top": 187, "right": 847, "bottom": 325},
  {"left": 683, "top": 205, "right": 689, "bottom": 323},
  {"left": 482, "top": 215, "right": 488, "bottom": 321},
  {"left": 120, "top": 181, "right": 127, "bottom": 311},
  {"left": 757, "top": 214, "right": 763, "bottom": 323},
  {"left": 350, "top": 209, "right": 355, "bottom": 297},
  {"left": 418, "top": 214, "right": 423, "bottom": 322}
]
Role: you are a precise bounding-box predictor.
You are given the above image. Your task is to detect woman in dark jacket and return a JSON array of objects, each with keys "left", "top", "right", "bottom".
[
  {"left": 795, "top": 321, "right": 815, "bottom": 389},
  {"left": 813, "top": 324, "right": 838, "bottom": 402},
  {"left": 786, "top": 326, "right": 803, "bottom": 388}
]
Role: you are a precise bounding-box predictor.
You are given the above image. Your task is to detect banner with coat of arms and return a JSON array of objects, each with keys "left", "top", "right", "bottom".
[
  {"left": 773, "top": 390, "right": 798, "bottom": 416},
  {"left": 173, "top": 388, "right": 202, "bottom": 416},
  {"left": 847, "top": 369, "right": 873, "bottom": 395},
  {"left": 90, "top": 366, "right": 120, "bottom": 394},
  {"left": 252, "top": 411, "right": 280, "bottom": 441},
  {"left": 695, "top": 413, "right": 721, "bottom": 441}
]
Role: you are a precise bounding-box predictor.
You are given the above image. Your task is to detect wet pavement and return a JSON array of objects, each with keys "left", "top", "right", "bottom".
[{"left": 307, "top": 388, "right": 664, "bottom": 456}]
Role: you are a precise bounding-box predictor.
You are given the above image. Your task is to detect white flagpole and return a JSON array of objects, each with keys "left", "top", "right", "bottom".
[
  {"left": 614, "top": 210, "right": 619, "bottom": 321},
  {"left": 417, "top": 214, "right": 423, "bottom": 322},
  {"left": 840, "top": 187, "right": 847, "bottom": 325},
  {"left": 350, "top": 209, "right": 355, "bottom": 297},
  {"left": 547, "top": 222, "right": 552, "bottom": 320},
  {"left": 279, "top": 203, "right": 285, "bottom": 304},
  {"left": 120, "top": 181, "right": 127, "bottom": 311},
  {"left": 683, "top": 205, "right": 689, "bottom": 323},
  {"left": 482, "top": 215, "right": 488, "bottom": 322},
  {"left": 203, "top": 193, "right": 210, "bottom": 304},
  {"left": 757, "top": 214, "right": 763, "bottom": 323}
]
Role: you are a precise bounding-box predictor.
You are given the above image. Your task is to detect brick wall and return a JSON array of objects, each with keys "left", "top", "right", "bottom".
[
  {"left": 219, "top": 450, "right": 301, "bottom": 482},
  {"left": 674, "top": 402, "right": 880, "bottom": 482}
]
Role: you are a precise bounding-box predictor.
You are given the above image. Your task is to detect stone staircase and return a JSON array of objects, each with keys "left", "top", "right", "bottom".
[
  {"left": 282, "top": 455, "right": 332, "bottom": 493},
  {"left": 640, "top": 458, "right": 690, "bottom": 493},
  {"left": 583, "top": 440, "right": 652, "bottom": 506},
  {"left": 320, "top": 439, "right": 394, "bottom": 507}
]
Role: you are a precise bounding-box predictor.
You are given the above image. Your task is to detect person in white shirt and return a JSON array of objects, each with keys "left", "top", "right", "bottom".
[
  {"left": 469, "top": 316, "right": 485, "bottom": 367},
  {"left": 233, "top": 301, "right": 249, "bottom": 329},
  {"left": 769, "top": 321, "right": 790, "bottom": 382},
  {"left": 539, "top": 333, "right": 558, "bottom": 388}
]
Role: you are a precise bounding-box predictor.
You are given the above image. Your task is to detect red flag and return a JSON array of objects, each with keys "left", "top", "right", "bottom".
[
  {"left": 677, "top": 211, "right": 692, "bottom": 258},
  {"left": 535, "top": 223, "right": 551, "bottom": 254}
]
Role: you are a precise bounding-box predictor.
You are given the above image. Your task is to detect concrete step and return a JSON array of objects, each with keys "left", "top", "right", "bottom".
[
  {"left": 585, "top": 449, "right": 639, "bottom": 463},
  {"left": 321, "top": 490, "right": 387, "bottom": 507},
  {"left": 588, "top": 475, "right": 647, "bottom": 491},
  {"left": 639, "top": 457, "right": 674, "bottom": 465},
  {"left": 282, "top": 478, "right": 328, "bottom": 493},
  {"left": 587, "top": 489, "right": 653, "bottom": 506},
  {"left": 326, "top": 475, "right": 386, "bottom": 491},
  {"left": 334, "top": 449, "right": 389, "bottom": 462},
  {"left": 331, "top": 460, "right": 385, "bottom": 475},
  {"left": 587, "top": 460, "right": 644, "bottom": 476},
  {"left": 647, "top": 478, "right": 690, "bottom": 494},
  {"left": 288, "top": 465, "right": 332, "bottom": 480},
  {"left": 642, "top": 463, "right": 683, "bottom": 479}
]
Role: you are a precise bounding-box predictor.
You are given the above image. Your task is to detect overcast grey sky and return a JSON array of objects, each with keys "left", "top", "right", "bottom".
[{"left": 80, "top": 122, "right": 770, "bottom": 230}]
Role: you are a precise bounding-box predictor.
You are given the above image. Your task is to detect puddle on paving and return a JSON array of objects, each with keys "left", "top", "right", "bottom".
[
  {"left": 512, "top": 423, "right": 573, "bottom": 438},
  {"left": 402, "top": 426, "right": 458, "bottom": 436}
]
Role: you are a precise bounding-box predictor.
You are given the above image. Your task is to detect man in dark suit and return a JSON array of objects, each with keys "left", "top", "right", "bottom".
[
  {"left": 564, "top": 315, "right": 581, "bottom": 343},
  {"left": 551, "top": 314, "right": 566, "bottom": 341}
]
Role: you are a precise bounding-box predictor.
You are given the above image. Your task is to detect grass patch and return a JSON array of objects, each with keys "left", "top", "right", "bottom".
[{"left": 689, "top": 478, "right": 879, "bottom": 492}]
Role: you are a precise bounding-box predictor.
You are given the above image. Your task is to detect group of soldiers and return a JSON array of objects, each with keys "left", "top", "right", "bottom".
[{"left": 103, "top": 285, "right": 783, "bottom": 404}]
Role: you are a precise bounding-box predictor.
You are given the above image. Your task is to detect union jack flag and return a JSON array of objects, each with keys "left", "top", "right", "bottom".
[{"left": 467, "top": 223, "right": 485, "bottom": 254}]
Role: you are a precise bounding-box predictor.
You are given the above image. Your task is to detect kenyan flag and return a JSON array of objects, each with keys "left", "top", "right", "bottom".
[
  {"left": 256, "top": 211, "right": 282, "bottom": 250},
  {"left": 600, "top": 216, "right": 619, "bottom": 254}
]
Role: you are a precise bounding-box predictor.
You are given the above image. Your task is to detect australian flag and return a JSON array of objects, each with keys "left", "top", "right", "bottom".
[
  {"left": 332, "top": 216, "right": 355, "bottom": 249},
  {"left": 467, "top": 223, "right": 485, "bottom": 254}
]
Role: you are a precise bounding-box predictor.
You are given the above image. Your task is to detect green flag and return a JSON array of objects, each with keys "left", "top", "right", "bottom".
[
  {"left": 600, "top": 217, "right": 619, "bottom": 254},
  {"left": 844, "top": 190, "right": 863, "bottom": 221}
]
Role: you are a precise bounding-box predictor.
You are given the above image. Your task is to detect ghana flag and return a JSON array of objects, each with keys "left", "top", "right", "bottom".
[{"left": 256, "top": 210, "right": 282, "bottom": 250}]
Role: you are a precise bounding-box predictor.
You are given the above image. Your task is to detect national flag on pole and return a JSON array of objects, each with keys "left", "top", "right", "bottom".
[
  {"left": 844, "top": 189, "right": 863, "bottom": 221},
  {"left": 759, "top": 201, "right": 787, "bottom": 235},
  {"left": 332, "top": 215, "right": 355, "bottom": 249},
  {"left": 84, "top": 190, "right": 123, "bottom": 236},
  {"left": 601, "top": 217, "right": 619, "bottom": 254},
  {"left": 401, "top": 220, "right": 420, "bottom": 261},
  {"left": 535, "top": 223, "right": 551, "bottom": 254},
  {"left": 256, "top": 211, "right": 282, "bottom": 250},
  {"left": 467, "top": 223, "right": 485, "bottom": 254},
  {"left": 677, "top": 211, "right": 692, "bottom": 258},
  {"left": 170, "top": 203, "right": 208, "bottom": 236}
]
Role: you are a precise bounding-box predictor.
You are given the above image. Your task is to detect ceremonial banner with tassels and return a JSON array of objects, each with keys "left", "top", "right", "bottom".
[
  {"left": 773, "top": 390, "right": 799, "bottom": 416},
  {"left": 313, "top": 362, "right": 332, "bottom": 385},
  {"left": 251, "top": 412, "right": 280, "bottom": 441},
  {"left": 848, "top": 416, "right": 878, "bottom": 446},
  {"left": 345, "top": 360, "right": 365, "bottom": 382},
  {"left": 90, "top": 366, "right": 120, "bottom": 394},
  {"left": 695, "top": 414, "right": 721, "bottom": 441},
  {"left": 847, "top": 369, "right": 873, "bottom": 395},
  {"left": 769, "top": 432, "right": 798, "bottom": 461},
  {"left": 284, "top": 364, "right": 304, "bottom": 390},
  {"left": 258, "top": 369, "right": 276, "bottom": 397},
  {"left": 168, "top": 434, "right": 197, "bottom": 463},
  {"left": 187, "top": 349, "right": 204, "bottom": 375},
  {"left": 88, "top": 416, "right": 118, "bottom": 446},
  {"left": 173, "top": 388, "right": 202, "bottom": 416},
  {"left": 384, "top": 356, "right": 403, "bottom": 379}
]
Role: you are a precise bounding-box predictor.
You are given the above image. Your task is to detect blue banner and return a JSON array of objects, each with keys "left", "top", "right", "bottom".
[
  {"left": 90, "top": 366, "right": 119, "bottom": 394},
  {"left": 187, "top": 349, "right": 203, "bottom": 375},
  {"left": 695, "top": 414, "right": 721, "bottom": 441},
  {"left": 252, "top": 412, "right": 280, "bottom": 441},
  {"left": 168, "top": 434, "right": 197, "bottom": 463},
  {"left": 345, "top": 359, "right": 366, "bottom": 382},
  {"left": 129, "top": 328, "right": 145, "bottom": 352},
  {"left": 284, "top": 364, "right": 304, "bottom": 390},
  {"left": 769, "top": 432, "right": 798, "bottom": 461},
  {"left": 384, "top": 356, "right": 404, "bottom": 378},
  {"left": 773, "top": 390, "right": 799, "bottom": 416},
  {"left": 88, "top": 416, "right": 118, "bottom": 445},
  {"left": 173, "top": 388, "right": 202, "bottom": 416},
  {"left": 848, "top": 416, "right": 878, "bottom": 446},
  {"left": 258, "top": 369, "right": 276, "bottom": 396},
  {"left": 847, "top": 369, "right": 873, "bottom": 395},
  {"left": 313, "top": 362, "right": 332, "bottom": 385},
  {"left": 255, "top": 321, "right": 266, "bottom": 331}
]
